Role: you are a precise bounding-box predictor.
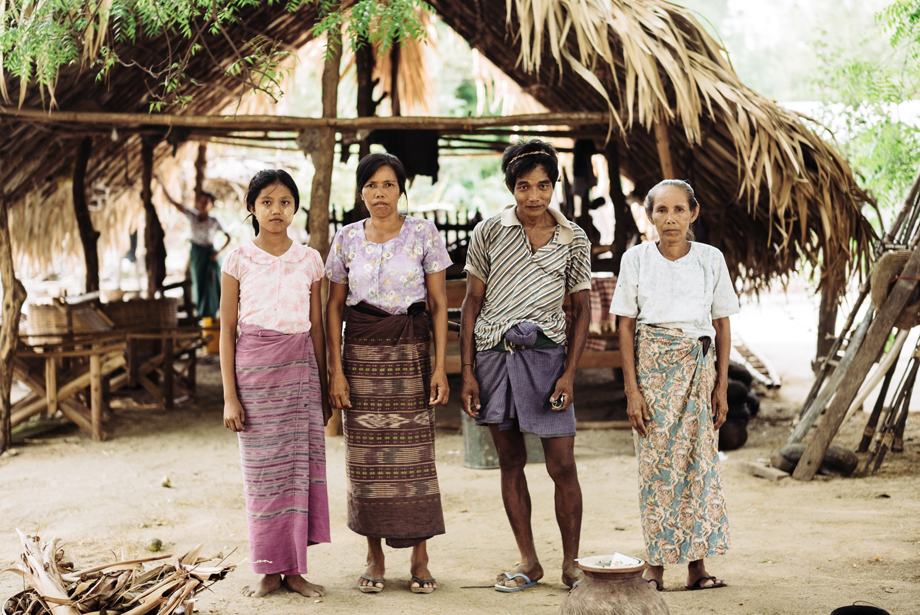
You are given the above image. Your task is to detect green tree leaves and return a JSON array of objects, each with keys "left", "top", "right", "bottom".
[{"left": 0, "top": 0, "right": 426, "bottom": 111}]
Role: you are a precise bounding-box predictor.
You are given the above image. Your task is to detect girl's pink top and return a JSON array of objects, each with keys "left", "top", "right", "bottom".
[
  {"left": 324, "top": 216, "right": 452, "bottom": 315},
  {"left": 222, "top": 240, "right": 324, "bottom": 334}
]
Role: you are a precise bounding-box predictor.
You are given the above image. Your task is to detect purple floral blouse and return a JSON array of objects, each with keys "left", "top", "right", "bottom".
[{"left": 324, "top": 216, "right": 452, "bottom": 315}]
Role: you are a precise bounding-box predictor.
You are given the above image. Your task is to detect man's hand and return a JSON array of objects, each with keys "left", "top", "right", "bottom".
[
  {"left": 460, "top": 368, "right": 481, "bottom": 418},
  {"left": 550, "top": 373, "right": 575, "bottom": 411}
]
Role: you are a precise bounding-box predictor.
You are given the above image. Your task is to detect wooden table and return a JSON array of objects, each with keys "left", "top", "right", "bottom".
[{"left": 12, "top": 332, "right": 127, "bottom": 441}]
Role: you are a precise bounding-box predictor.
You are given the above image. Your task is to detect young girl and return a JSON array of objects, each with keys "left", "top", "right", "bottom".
[{"left": 220, "top": 169, "right": 331, "bottom": 598}]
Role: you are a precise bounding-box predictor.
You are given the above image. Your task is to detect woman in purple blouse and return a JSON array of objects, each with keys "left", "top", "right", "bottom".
[{"left": 325, "top": 153, "right": 451, "bottom": 595}]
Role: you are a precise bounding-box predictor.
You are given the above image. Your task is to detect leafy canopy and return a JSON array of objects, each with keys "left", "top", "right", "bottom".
[
  {"left": 0, "top": 0, "right": 427, "bottom": 111},
  {"left": 812, "top": 0, "right": 920, "bottom": 217}
]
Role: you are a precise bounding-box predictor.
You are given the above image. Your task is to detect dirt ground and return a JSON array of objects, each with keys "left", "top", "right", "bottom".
[{"left": 2, "top": 292, "right": 920, "bottom": 615}]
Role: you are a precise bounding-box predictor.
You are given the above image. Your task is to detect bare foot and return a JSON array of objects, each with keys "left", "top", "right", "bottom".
[
  {"left": 494, "top": 562, "right": 543, "bottom": 589},
  {"left": 283, "top": 575, "right": 325, "bottom": 597},
  {"left": 241, "top": 573, "right": 282, "bottom": 597}
]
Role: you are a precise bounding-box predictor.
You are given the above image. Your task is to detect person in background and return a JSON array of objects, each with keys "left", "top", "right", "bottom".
[
  {"left": 611, "top": 179, "right": 738, "bottom": 592},
  {"left": 220, "top": 169, "right": 331, "bottom": 599},
  {"left": 159, "top": 179, "right": 230, "bottom": 318},
  {"left": 459, "top": 139, "right": 591, "bottom": 592}
]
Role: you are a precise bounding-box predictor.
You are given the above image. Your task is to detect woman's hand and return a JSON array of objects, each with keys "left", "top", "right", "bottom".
[
  {"left": 712, "top": 382, "right": 729, "bottom": 430},
  {"left": 329, "top": 371, "right": 352, "bottom": 410},
  {"left": 321, "top": 396, "right": 333, "bottom": 426},
  {"left": 460, "top": 368, "right": 481, "bottom": 418},
  {"left": 626, "top": 389, "right": 651, "bottom": 437},
  {"left": 224, "top": 399, "right": 246, "bottom": 432},
  {"left": 429, "top": 369, "right": 450, "bottom": 406}
]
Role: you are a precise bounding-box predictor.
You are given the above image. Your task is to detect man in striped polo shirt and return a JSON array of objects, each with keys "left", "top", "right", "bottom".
[{"left": 460, "top": 139, "right": 591, "bottom": 592}]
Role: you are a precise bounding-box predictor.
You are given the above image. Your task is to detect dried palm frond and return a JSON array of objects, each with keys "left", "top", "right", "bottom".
[{"left": 2, "top": 533, "right": 236, "bottom": 615}]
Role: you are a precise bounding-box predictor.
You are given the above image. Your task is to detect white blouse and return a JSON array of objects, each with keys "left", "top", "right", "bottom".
[{"left": 610, "top": 242, "right": 740, "bottom": 340}]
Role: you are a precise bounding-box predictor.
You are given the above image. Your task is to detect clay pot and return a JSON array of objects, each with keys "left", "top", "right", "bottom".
[{"left": 558, "top": 556, "right": 669, "bottom": 615}]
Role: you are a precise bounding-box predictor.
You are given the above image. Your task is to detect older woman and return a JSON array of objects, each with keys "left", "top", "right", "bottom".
[
  {"left": 325, "top": 153, "right": 451, "bottom": 594},
  {"left": 611, "top": 179, "right": 739, "bottom": 592}
]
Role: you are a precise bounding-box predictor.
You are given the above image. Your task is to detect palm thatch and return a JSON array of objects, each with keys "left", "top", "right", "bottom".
[
  {"left": 0, "top": 0, "right": 874, "bottom": 295},
  {"left": 424, "top": 0, "right": 875, "bottom": 292}
]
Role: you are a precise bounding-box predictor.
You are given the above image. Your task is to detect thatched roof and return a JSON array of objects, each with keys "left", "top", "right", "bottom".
[{"left": 0, "top": 0, "right": 875, "bottom": 292}]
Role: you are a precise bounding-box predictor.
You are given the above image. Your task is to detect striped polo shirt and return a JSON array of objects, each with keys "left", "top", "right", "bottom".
[{"left": 465, "top": 205, "right": 592, "bottom": 351}]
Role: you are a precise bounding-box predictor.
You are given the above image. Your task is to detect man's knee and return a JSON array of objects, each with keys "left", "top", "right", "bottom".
[
  {"left": 546, "top": 455, "right": 578, "bottom": 484},
  {"left": 497, "top": 446, "right": 528, "bottom": 474}
]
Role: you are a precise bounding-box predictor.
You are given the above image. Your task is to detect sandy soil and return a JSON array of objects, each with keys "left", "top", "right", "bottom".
[{"left": 2, "top": 291, "right": 919, "bottom": 615}]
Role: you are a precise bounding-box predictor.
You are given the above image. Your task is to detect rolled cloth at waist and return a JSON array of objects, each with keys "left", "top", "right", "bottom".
[
  {"left": 475, "top": 324, "right": 574, "bottom": 438},
  {"left": 342, "top": 301, "right": 445, "bottom": 548}
]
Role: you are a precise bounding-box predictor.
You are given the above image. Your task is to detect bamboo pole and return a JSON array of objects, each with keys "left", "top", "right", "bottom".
[
  {"left": 606, "top": 138, "right": 639, "bottom": 273},
  {"left": 73, "top": 136, "right": 100, "bottom": 293},
  {"left": 0, "top": 107, "right": 610, "bottom": 131},
  {"left": 0, "top": 193, "right": 28, "bottom": 453}
]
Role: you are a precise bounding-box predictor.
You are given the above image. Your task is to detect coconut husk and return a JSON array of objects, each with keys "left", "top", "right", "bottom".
[{"left": 869, "top": 250, "right": 920, "bottom": 330}]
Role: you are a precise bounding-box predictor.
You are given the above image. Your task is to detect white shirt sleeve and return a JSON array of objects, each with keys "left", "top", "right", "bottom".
[{"left": 609, "top": 248, "right": 639, "bottom": 318}]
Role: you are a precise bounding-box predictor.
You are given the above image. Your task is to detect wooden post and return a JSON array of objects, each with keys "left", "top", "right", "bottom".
[
  {"left": 390, "top": 42, "right": 401, "bottom": 117},
  {"left": 606, "top": 138, "right": 639, "bottom": 273},
  {"left": 308, "top": 35, "right": 342, "bottom": 262},
  {"left": 142, "top": 138, "right": 167, "bottom": 297},
  {"left": 653, "top": 118, "right": 675, "bottom": 179},
  {"left": 194, "top": 142, "right": 207, "bottom": 199},
  {"left": 353, "top": 36, "right": 374, "bottom": 219},
  {"left": 163, "top": 336, "right": 174, "bottom": 410},
  {"left": 0, "top": 194, "right": 28, "bottom": 453},
  {"left": 793, "top": 244, "right": 920, "bottom": 480},
  {"left": 73, "top": 136, "right": 100, "bottom": 293},
  {"left": 311, "top": 34, "right": 342, "bottom": 437},
  {"left": 90, "top": 348, "right": 103, "bottom": 441},
  {"left": 44, "top": 357, "right": 57, "bottom": 417},
  {"left": 815, "top": 263, "right": 843, "bottom": 371}
]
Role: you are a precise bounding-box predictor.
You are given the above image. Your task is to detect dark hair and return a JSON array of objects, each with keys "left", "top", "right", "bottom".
[
  {"left": 197, "top": 191, "right": 216, "bottom": 206},
  {"left": 245, "top": 169, "right": 300, "bottom": 234},
  {"left": 356, "top": 153, "right": 408, "bottom": 200},
  {"left": 644, "top": 179, "right": 699, "bottom": 217},
  {"left": 501, "top": 139, "right": 559, "bottom": 188}
]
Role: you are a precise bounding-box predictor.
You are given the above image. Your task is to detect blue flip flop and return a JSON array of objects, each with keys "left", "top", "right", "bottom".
[{"left": 494, "top": 572, "right": 538, "bottom": 593}]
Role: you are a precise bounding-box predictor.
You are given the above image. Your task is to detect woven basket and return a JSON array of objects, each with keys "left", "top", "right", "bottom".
[
  {"left": 27, "top": 304, "right": 69, "bottom": 335},
  {"left": 100, "top": 298, "right": 178, "bottom": 330}
]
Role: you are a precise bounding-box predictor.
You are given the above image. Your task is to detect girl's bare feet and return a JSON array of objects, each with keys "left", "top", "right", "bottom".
[
  {"left": 283, "top": 575, "right": 325, "bottom": 597},
  {"left": 241, "top": 573, "right": 282, "bottom": 597}
]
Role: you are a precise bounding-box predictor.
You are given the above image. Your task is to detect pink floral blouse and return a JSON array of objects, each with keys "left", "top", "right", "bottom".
[
  {"left": 222, "top": 240, "right": 324, "bottom": 334},
  {"left": 325, "top": 216, "right": 452, "bottom": 314}
]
